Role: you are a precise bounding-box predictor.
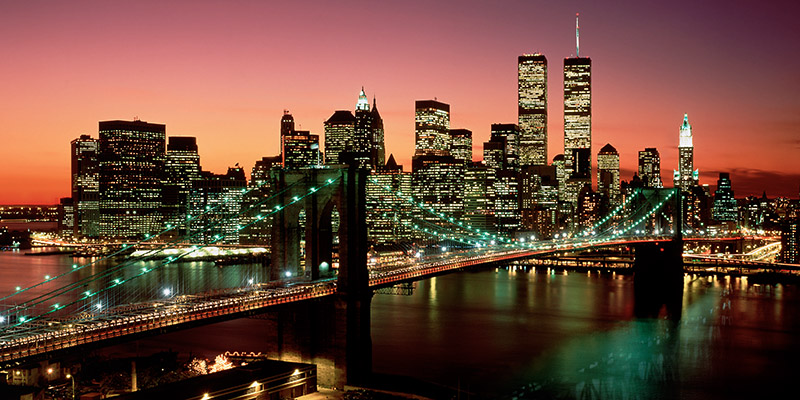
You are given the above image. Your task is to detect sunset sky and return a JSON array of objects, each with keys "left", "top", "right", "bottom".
[{"left": 1, "top": 0, "right": 798, "bottom": 204}]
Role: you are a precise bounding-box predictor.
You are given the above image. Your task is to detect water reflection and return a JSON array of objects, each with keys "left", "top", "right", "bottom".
[{"left": 372, "top": 267, "right": 800, "bottom": 399}]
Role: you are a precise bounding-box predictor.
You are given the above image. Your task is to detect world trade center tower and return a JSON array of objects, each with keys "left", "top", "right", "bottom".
[{"left": 518, "top": 53, "right": 548, "bottom": 167}]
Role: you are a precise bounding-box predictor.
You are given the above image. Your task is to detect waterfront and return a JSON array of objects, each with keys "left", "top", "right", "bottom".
[{"left": 1, "top": 250, "right": 798, "bottom": 399}]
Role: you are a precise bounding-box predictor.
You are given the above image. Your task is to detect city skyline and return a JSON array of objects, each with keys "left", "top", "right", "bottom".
[{"left": 1, "top": 0, "right": 799, "bottom": 204}]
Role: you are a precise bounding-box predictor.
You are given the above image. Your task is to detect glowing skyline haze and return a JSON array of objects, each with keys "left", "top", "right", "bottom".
[{"left": 1, "top": 0, "right": 799, "bottom": 204}]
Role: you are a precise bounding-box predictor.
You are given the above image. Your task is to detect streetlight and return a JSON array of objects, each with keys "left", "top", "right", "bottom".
[{"left": 66, "top": 373, "right": 75, "bottom": 400}]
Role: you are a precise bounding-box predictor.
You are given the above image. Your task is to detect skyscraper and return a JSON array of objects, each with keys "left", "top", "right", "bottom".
[
  {"left": 518, "top": 53, "right": 548, "bottom": 166},
  {"left": 366, "top": 154, "right": 411, "bottom": 243},
  {"left": 449, "top": 129, "right": 472, "bottom": 166},
  {"left": 281, "top": 111, "right": 294, "bottom": 137},
  {"left": 353, "top": 88, "right": 374, "bottom": 169},
  {"left": 414, "top": 100, "right": 451, "bottom": 156},
  {"left": 675, "top": 114, "right": 698, "bottom": 191},
  {"left": 163, "top": 136, "right": 202, "bottom": 233},
  {"left": 638, "top": 148, "right": 663, "bottom": 188},
  {"left": 370, "top": 96, "right": 386, "bottom": 170},
  {"left": 282, "top": 130, "right": 321, "bottom": 168},
  {"left": 563, "top": 49, "right": 591, "bottom": 208},
  {"left": 712, "top": 173, "right": 737, "bottom": 223},
  {"left": 188, "top": 167, "right": 247, "bottom": 244},
  {"left": 323, "top": 110, "right": 356, "bottom": 165},
  {"left": 98, "top": 119, "right": 166, "bottom": 239},
  {"left": 71, "top": 134, "right": 99, "bottom": 237},
  {"left": 597, "top": 144, "right": 620, "bottom": 206},
  {"left": 490, "top": 124, "right": 521, "bottom": 170}
]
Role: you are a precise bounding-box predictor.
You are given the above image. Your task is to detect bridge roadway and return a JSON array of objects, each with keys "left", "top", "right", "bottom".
[{"left": 0, "top": 235, "right": 774, "bottom": 367}]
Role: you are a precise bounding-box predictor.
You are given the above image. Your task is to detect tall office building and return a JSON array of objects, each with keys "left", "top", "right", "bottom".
[
  {"left": 352, "top": 88, "right": 375, "bottom": 169},
  {"left": 323, "top": 110, "right": 356, "bottom": 165},
  {"left": 98, "top": 119, "right": 166, "bottom": 239},
  {"left": 563, "top": 56, "right": 592, "bottom": 184},
  {"left": 518, "top": 53, "right": 548, "bottom": 166},
  {"left": 712, "top": 173, "right": 737, "bottom": 223},
  {"left": 370, "top": 96, "right": 386, "bottom": 170},
  {"left": 449, "top": 129, "right": 472, "bottom": 166},
  {"left": 414, "top": 100, "right": 450, "bottom": 156},
  {"left": 638, "top": 148, "right": 663, "bottom": 188},
  {"left": 597, "top": 144, "right": 620, "bottom": 206},
  {"left": 675, "top": 114, "right": 698, "bottom": 191},
  {"left": 464, "top": 162, "right": 495, "bottom": 233},
  {"left": 281, "top": 111, "right": 295, "bottom": 137},
  {"left": 240, "top": 155, "right": 282, "bottom": 245},
  {"left": 366, "top": 155, "right": 412, "bottom": 243},
  {"left": 781, "top": 217, "right": 799, "bottom": 264},
  {"left": 490, "top": 124, "right": 521, "bottom": 170},
  {"left": 163, "top": 136, "right": 202, "bottom": 234},
  {"left": 71, "top": 135, "right": 99, "bottom": 237},
  {"left": 188, "top": 167, "right": 247, "bottom": 244},
  {"left": 411, "top": 154, "right": 464, "bottom": 233},
  {"left": 281, "top": 112, "right": 321, "bottom": 169}
]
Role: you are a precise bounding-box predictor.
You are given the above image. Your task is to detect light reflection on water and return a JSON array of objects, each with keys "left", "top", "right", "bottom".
[
  {"left": 0, "top": 250, "right": 268, "bottom": 316},
  {"left": 371, "top": 267, "right": 800, "bottom": 399},
  {"left": 2, "top": 250, "right": 798, "bottom": 399}
]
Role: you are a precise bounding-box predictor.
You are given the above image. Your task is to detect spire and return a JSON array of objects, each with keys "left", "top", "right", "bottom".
[
  {"left": 576, "top": 13, "right": 580, "bottom": 58},
  {"left": 372, "top": 95, "right": 378, "bottom": 112},
  {"left": 356, "top": 87, "right": 370, "bottom": 111}
]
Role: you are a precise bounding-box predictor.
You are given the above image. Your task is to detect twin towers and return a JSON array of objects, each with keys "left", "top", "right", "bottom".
[{"left": 518, "top": 50, "right": 591, "bottom": 204}]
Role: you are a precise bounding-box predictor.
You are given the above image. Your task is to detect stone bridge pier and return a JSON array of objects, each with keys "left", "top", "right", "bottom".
[
  {"left": 266, "top": 166, "right": 371, "bottom": 389},
  {"left": 634, "top": 188, "right": 684, "bottom": 319}
]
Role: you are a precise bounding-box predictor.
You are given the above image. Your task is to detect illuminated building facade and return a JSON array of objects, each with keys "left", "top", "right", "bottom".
[
  {"left": 712, "top": 173, "right": 737, "bottom": 223},
  {"left": 58, "top": 197, "right": 74, "bottom": 236},
  {"left": 518, "top": 53, "right": 548, "bottom": 166},
  {"left": 449, "top": 129, "right": 472, "bottom": 166},
  {"left": 98, "top": 119, "right": 166, "bottom": 239},
  {"left": 520, "top": 166, "right": 559, "bottom": 238},
  {"left": 366, "top": 155, "right": 412, "bottom": 243},
  {"left": 411, "top": 154, "right": 464, "bottom": 234},
  {"left": 464, "top": 162, "right": 495, "bottom": 233},
  {"left": 282, "top": 130, "right": 321, "bottom": 168},
  {"left": 563, "top": 57, "right": 592, "bottom": 186},
  {"left": 597, "top": 144, "right": 620, "bottom": 206},
  {"left": 494, "top": 169, "right": 521, "bottom": 232},
  {"left": 323, "top": 110, "right": 356, "bottom": 165},
  {"left": 71, "top": 134, "right": 99, "bottom": 238},
  {"left": 414, "top": 100, "right": 450, "bottom": 156},
  {"left": 675, "top": 114, "right": 698, "bottom": 191},
  {"left": 782, "top": 217, "right": 799, "bottom": 264},
  {"left": 638, "top": 148, "right": 663, "bottom": 188},
  {"left": 188, "top": 167, "right": 247, "bottom": 245},
  {"left": 576, "top": 185, "right": 603, "bottom": 228},
  {"left": 163, "top": 136, "right": 201, "bottom": 235},
  {"left": 352, "top": 88, "right": 375, "bottom": 168},
  {"left": 241, "top": 156, "right": 281, "bottom": 245}
]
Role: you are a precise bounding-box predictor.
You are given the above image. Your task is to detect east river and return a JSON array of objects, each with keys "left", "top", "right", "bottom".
[{"left": 1, "top": 249, "right": 798, "bottom": 399}]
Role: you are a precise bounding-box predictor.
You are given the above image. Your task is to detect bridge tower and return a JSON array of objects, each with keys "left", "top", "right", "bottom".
[
  {"left": 269, "top": 166, "right": 371, "bottom": 388},
  {"left": 633, "top": 187, "right": 684, "bottom": 318}
]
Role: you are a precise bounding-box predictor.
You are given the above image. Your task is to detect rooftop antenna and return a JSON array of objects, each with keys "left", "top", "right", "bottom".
[{"left": 576, "top": 13, "right": 580, "bottom": 58}]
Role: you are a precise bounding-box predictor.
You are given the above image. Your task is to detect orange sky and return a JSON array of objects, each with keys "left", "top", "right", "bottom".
[{"left": 1, "top": 1, "right": 798, "bottom": 204}]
